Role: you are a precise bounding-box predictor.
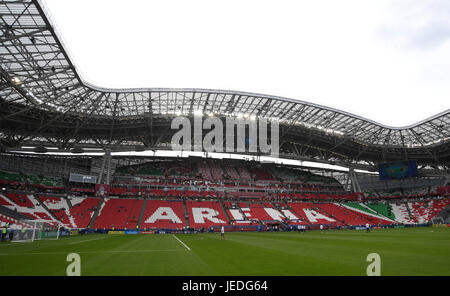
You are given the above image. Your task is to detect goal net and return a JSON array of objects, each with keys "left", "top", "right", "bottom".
[{"left": 10, "top": 220, "right": 61, "bottom": 243}]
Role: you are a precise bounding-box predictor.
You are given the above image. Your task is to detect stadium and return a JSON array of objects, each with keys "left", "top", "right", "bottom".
[{"left": 0, "top": 0, "right": 449, "bottom": 278}]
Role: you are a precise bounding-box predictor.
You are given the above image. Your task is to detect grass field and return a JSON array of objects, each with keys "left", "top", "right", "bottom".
[{"left": 0, "top": 227, "right": 449, "bottom": 276}]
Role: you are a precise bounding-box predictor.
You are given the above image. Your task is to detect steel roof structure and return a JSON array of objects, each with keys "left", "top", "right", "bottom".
[{"left": 1, "top": 0, "right": 449, "bottom": 171}]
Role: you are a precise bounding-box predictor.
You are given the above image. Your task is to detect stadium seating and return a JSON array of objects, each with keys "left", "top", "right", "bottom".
[
  {"left": 198, "top": 162, "right": 212, "bottom": 180},
  {"left": 6, "top": 193, "right": 35, "bottom": 208},
  {"left": 0, "top": 213, "right": 35, "bottom": 229},
  {"left": 288, "top": 202, "right": 338, "bottom": 225},
  {"left": 228, "top": 191, "right": 267, "bottom": 199},
  {"left": 240, "top": 203, "right": 277, "bottom": 222},
  {"left": 321, "top": 203, "right": 393, "bottom": 225},
  {"left": 186, "top": 200, "right": 228, "bottom": 228},
  {"left": 0, "top": 171, "right": 24, "bottom": 184},
  {"left": 149, "top": 189, "right": 166, "bottom": 197},
  {"left": 1, "top": 193, "right": 57, "bottom": 223},
  {"left": 0, "top": 195, "right": 13, "bottom": 206},
  {"left": 111, "top": 187, "right": 128, "bottom": 196},
  {"left": 390, "top": 203, "right": 415, "bottom": 224},
  {"left": 224, "top": 166, "right": 240, "bottom": 180},
  {"left": 94, "top": 198, "right": 143, "bottom": 229},
  {"left": 140, "top": 200, "right": 186, "bottom": 229},
  {"left": 68, "top": 197, "right": 100, "bottom": 228},
  {"left": 237, "top": 166, "right": 252, "bottom": 180},
  {"left": 251, "top": 168, "right": 274, "bottom": 181},
  {"left": 223, "top": 201, "right": 250, "bottom": 223},
  {"left": 408, "top": 199, "right": 450, "bottom": 223},
  {"left": 39, "top": 196, "right": 74, "bottom": 227},
  {"left": 0, "top": 186, "right": 447, "bottom": 230},
  {"left": 365, "top": 202, "right": 396, "bottom": 220},
  {"left": 135, "top": 164, "right": 164, "bottom": 176},
  {"left": 24, "top": 174, "right": 63, "bottom": 188},
  {"left": 209, "top": 163, "right": 224, "bottom": 180},
  {"left": 340, "top": 202, "right": 394, "bottom": 225}
]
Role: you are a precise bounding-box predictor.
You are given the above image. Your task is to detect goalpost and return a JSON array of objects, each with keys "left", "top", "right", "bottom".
[{"left": 11, "top": 220, "right": 62, "bottom": 243}]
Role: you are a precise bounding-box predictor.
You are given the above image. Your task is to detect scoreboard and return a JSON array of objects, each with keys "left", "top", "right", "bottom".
[
  {"left": 69, "top": 173, "right": 97, "bottom": 184},
  {"left": 378, "top": 161, "right": 418, "bottom": 180}
]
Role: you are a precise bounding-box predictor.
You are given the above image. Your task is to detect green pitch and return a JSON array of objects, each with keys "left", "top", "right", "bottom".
[{"left": 0, "top": 227, "right": 449, "bottom": 276}]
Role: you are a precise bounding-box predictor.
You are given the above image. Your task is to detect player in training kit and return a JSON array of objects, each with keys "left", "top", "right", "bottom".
[{"left": 221, "top": 225, "right": 225, "bottom": 239}]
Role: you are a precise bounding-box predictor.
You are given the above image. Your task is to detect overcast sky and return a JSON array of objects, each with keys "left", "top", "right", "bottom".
[{"left": 43, "top": 0, "right": 450, "bottom": 127}]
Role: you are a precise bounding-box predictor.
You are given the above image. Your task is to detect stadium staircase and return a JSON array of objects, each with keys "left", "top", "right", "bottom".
[
  {"left": 182, "top": 199, "right": 190, "bottom": 228},
  {"left": 236, "top": 203, "right": 250, "bottom": 221},
  {"left": 125, "top": 199, "right": 142, "bottom": 229},
  {"left": 62, "top": 177, "right": 71, "bottom": 194},
  {"left": 280, "top": 220, "right": 290, "bottom": 230},
  {"left": 270, "top": 201, "right": 282, "bottom": 212},
  {"left": 282, "top": 201, "right": 309, "bottom": 225},
  {"left": 391, "top": 203, "right": 414, "bottom": 223},
  {"left": 357, "top": 204, "right": 395, "bottom": 224},
  {"left": 88, "top": 198, "right": 104, "bottom": 229},
  {"left": 268, "top": 202, "right": 291, "bottom": 228},
  {"left": 65, "top": 196, "right": 73, "bottom": 209},
  {"left": 223, "top": 201, "right": 248, "bottom": 222},
  {"left": 136, "top": 199, "right": 147, "bottom": 229},
  {"left": 357, "top": 202, "right": 386, "bottom": 216},
  {"left": 20, "top": 172, "right": 29, "bottom": 185},
  {"left": 343, "top": 203, "right": 382, "bottom": 224},
  {"left": 0, "top": 204, "right": 30, "bottom": 221},
  {"left": 313, "top": 205, "right": 342, "bottom": 224},
  {"left": 405, "top": 202, "right": 414, "bottom": 219},
  {"left": 35, "top": 195, "right": 60, "bottom": 222},
  {"left": 343, "top": 202, "right": 383, "bottom": 217},
  {"left": 270, "top": 201, "right": 293, "bottom": 225},
  {"left": 364, "top": 202, "right": 395, "bottom": 221},
  {"left": 219, "top": 200, "right": 232, "bottom": 224}
]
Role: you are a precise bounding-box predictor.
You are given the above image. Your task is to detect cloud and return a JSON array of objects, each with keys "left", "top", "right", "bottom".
[{"left": 377, "top": 0, "right": 450, "bottom": 50}]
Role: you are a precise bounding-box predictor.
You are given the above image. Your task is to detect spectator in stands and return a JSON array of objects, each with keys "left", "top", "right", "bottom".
[
  {"left": 8, "top": 227, "right": 13, "bottom": 241},
  {"left": 1, "top": 224, "right": 7, "bottom": 242}
]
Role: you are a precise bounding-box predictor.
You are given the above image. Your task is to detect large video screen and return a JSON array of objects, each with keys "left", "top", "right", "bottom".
[
  {"left": 69, "top": 173, "right": 97, "bottom": 184},
  {"left": 378, "top": 161, "right": 418, "bottom": 180}
]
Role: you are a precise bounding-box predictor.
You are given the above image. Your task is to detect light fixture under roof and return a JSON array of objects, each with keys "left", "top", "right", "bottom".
[{"left": 11, "top": 77, "right": 21, "bottom": 85}]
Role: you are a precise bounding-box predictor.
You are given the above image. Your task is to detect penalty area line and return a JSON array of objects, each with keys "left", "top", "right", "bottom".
[{"left": 172, "top": 234, "right": 191, "bottom": 251}]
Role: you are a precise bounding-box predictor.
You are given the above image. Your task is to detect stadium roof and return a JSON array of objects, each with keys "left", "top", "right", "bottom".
[{"left": 0, "top": 0, "right": 449, "bottom": 170}]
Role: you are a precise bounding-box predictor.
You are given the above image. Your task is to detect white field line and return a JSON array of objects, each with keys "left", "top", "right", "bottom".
[
  {"left": 67, "top": 236, "right": 111, "bottom": 245},
  {"left": 187, "top": 237, "right": 204, "bottom": 241},
  {"left": 2, "top": 235, "right": 110, "bottom": 247},
  {"left": 0, "top": 249, "right": 187, "bottom": 256},
  {"left": 172, "top": 234, "right": 191, "bottom": 251}
]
